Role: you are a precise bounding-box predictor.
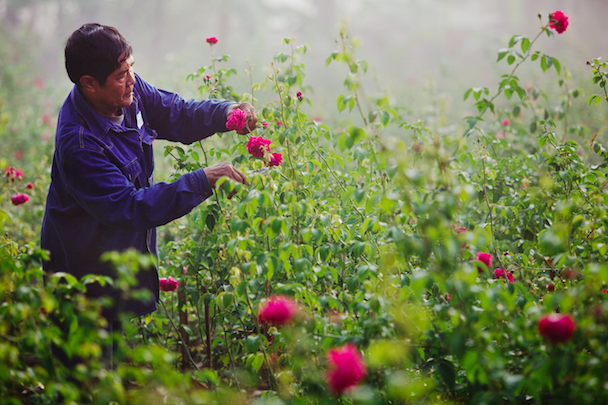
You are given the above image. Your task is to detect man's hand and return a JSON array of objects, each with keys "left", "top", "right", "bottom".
[
  {"left": 227, "top": 102, "right": 258, "bottom": 135},
  {"left": 204, "top": 161, "right": 248, "bottom": 198}
]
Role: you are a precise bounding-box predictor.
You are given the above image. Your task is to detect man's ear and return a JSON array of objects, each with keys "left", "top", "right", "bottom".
[{"left": 79, "top": 75, "right": 98, "bottom": 95}]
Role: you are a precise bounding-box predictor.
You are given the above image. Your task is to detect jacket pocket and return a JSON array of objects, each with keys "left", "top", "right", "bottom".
[{"left": 119, "top": 158, "right": 143, "bottom": 186}]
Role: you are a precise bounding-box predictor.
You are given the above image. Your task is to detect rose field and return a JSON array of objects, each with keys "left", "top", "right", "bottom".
[{"left": 4, "top": 7, "right": 608, "bottom": 405}]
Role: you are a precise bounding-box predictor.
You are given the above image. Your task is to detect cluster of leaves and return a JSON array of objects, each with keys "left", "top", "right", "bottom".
[{"left": 4, "top": 11, "right": 608, "bottom": 405}]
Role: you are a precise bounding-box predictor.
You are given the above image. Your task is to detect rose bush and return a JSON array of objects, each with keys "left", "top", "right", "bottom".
[{"left": 6, "top": 8, "right": 608, "bottom": 405}]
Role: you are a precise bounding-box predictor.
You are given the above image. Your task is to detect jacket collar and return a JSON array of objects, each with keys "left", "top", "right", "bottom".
[{"left": 69, "top": 85, "right": 134, "bottom": 141}]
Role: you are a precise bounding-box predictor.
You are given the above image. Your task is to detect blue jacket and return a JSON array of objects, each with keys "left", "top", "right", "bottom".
[{"left": 41, "top": 74, "right": 234, "bottom": 319}]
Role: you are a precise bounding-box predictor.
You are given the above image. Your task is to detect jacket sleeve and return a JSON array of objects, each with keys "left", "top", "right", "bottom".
[
  {"left": 62, "top": 144, "right": 213, "bottom": 232},
  {"left": 134, "top": 74, "right": 235, "bottom": 144}
]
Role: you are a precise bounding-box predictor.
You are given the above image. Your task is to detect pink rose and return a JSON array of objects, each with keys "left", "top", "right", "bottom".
[
  {"left": 42, "top": 114, "right": 52, "bottom": 126},
  {"left": 602, "top": 288, "right": 608, "bottom": 295},
  {"left": 26, "top": 182, "right": 34, "bottom": 189},
  {"left": 206, "top": 36, "right": 218, "bottom": 44},
  {"left": 296, "top": 91, "right": 303, "bottom": 101},
  {"left": 538, "top": 313, "right": 575, "bottom": 344},
  {"left": 326, "top": 343, "right": 367, "bottom": 395},
  {"left": 34, "top": 77, "right": 45, "bottom": 89},
  {"left": 262, "top": 121, "right": 268, "bottom": 127},
  {"left": 475, "top": 252, "right": 492, "bottom": 273},
  {"left": 501, "top": 118, "right": 510, "bottom": 126},
  {"left": 159, "top": 276, "right": 178, "bottom": 292},
  {"left": 205, "top": 75, "right": 211, "bottom": 80},
  {"left": 494, "top": 268, "right": 514, "bottom": 283},
  {"left": 276, "top": 121, "right": 282, "bottom": 126},
  {"left": 246, "top": 136, "right": 272, "bottom": 158},
  {"left": 268, "top": 152, "right": 283, "bottom": 167},
  {"left": 226, "top": 108, "right": 248, "bottom": 132},
  {"left": 451, "top": 223, "right": 466, "bottom": 234},
  {"left": 258, "top": 295, "right": 298, "bottom": 326},
  {"left": 549, "top": 10, "right": 569, "bottom": 34},
  {"left": 11, "top": 193, "right": 29, "bottom": 206}
]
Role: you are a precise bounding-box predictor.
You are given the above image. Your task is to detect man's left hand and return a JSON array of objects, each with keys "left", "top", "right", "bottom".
[{"left": 227, "top": 102, "right": 258, "bottom": 135}]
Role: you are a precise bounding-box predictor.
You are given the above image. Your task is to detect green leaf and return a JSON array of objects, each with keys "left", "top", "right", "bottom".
[
  {"left": 507, "top": 55, "right": 516, "bottom": 65},
  {"left": 552, "top": 57, "right": 561, "bottom": 75},
  {"left": 463, "top": 88, "right": 472, "bottom": 101},
  {"left": 521, "top": 37, "right": 531, "bottom": 53},
  {"left": 589, "top": 95, "right": 599, "bottom": 106},
  {"left": 540, "top": 55, "right": 548, "bottom": 72},
  {"left": 497, "top": 49, "right": 509, "bottom": 62}
]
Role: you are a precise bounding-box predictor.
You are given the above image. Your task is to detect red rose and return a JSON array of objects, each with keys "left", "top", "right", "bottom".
[
  {"left": 268, "top": 152, "right": 283, "bottom": 167},
  {"left": 246, "top": 136, "right": 272, "bottom": 158},
  {"left": 296, "top": 91, "right": 303, "bottom": 101},
  {"left": 258, "top": 295, "right": 298, "bottom": 326},
  {"left": 538, "top": 313, "right": 575, "bottom": 344},
  {"left": 475, "top": 252, "right": 492, "bottom": 273},
  {"left": 159, "top": 276, "right": 178, "bottom": 292},
  {"left": 549, "top": 10, "right": 569, "bottom": 34},
  {"left": 226, "top": 108, "right": 248, "bottom": 132},
  {"left": 547, "top": 283, "right": 555, "bottom": 292},
  {"left": 206, "top": 36, "right": 218, "bottom": 44},
  {"left": 326, "top": 343, "right": 367, "bottom": 395},
  {"left": 494, "top": 268, "right": 514, "bottom": 283},
  {"left": 26, "top": 182, "right": 34, "bottom": 189},
  {"left": 11, "top": 193, "right": 29, "bottom": 206}
]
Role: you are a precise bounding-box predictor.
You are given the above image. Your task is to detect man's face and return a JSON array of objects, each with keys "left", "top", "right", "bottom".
[{"left": 90, "top": 53, "right": 135, "bottom": 116}]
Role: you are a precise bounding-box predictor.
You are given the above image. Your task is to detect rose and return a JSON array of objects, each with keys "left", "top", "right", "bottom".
[
  {"left": 268, "top": 152, "right": 283, "bottom": 167},
  {"left": 11, "top": 193, "right": 29, "bottom": 206},
  {"left": 474, "top": 252, "right": 492, "bottom": 273},
  {"left": 501, "top": 118, "right": 510, "bottom": 126},
  {"left": 326, "top": 343, "right": 367, "bottom": 395},
  {"left": 296, "top": 91, "right": 303, "bottom": 101},
  {"left": 451, "top": 223, "right": 466, "bottom": 234},
  {"left": 226, "top": 108, "right": 248, "bottom": 132},
  {"left": 246, "top": 136, "right": 272, "bottom": 158},
  {"left": 547, "top": 283, "right": 555, "bottom": 292},
  {"left": 538, "top": 313, "right": 576, "bottom": 344},
  {"left": 549, "top": 10, "right": 569, "bottom": 34},
  {"left": 159, "top": 276, "right": 178, "bottom": 292},
  {"left": 258, "top": 295, "right": 298, "bottom": 326},
  {"left": 26, "top": 182, "right": 34, "bottom": 189},
  {"left": 494, "top": 268, "right": 514, "bottom": 283},
  {"left": 206, "top": 36, "right": 218, "bottom": 44}
]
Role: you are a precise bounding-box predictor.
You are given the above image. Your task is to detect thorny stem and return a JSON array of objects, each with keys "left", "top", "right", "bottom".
[
  {"left": 242, "top": 286, "right": 278, "bottom": 390},
  {"left": 339, "top": 32, "right": 368, "bottom": 127},
  {"left": 246, "top": 59, "right": 256, "bottom": 106},
  {"left": 453, "top": 22, "right": 549, "bottom": 157},
  {"left": 221, "top": 323, "right": 243, "bottom": 392},
  {"left": 271, "top": 63, "right": 298, "bottom": 184},
  {"left": 160, "top": 299, "right": 200, "bottom": 371},
  {"left": 481, "top": 156, "right": 505, "bottom": 270}
]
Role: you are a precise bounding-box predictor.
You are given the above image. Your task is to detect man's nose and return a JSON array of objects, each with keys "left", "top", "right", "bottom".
[{"left": 127, "top": 69, "right": 135, "bottom": 86}]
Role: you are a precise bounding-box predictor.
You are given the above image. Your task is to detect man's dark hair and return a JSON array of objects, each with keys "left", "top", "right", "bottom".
[{"left": 65, "top": 23, "right": 132, "bottom": 88}]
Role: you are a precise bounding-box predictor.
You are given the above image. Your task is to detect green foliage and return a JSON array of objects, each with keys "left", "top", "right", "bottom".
[{"left": 4, "top": 10, "right": 608, "bottom": 405}]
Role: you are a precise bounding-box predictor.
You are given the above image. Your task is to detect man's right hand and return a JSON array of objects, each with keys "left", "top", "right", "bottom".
[{"left": 203, "top": 162, "right": 248, "bottom": 198}]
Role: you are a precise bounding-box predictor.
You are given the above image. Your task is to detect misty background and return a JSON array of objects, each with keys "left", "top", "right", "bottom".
[{"left": 1, "top": 0, "right": 605, "bottom": 126}]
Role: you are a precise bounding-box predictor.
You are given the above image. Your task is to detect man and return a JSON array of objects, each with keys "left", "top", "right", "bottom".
[{"left": 41, "top": 23, "right": 254, "bottom": 325}]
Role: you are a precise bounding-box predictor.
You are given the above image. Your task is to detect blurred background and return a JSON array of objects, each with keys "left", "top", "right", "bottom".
[{"left": 1, "top": 0, "right": 603, "bottom": 103}]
